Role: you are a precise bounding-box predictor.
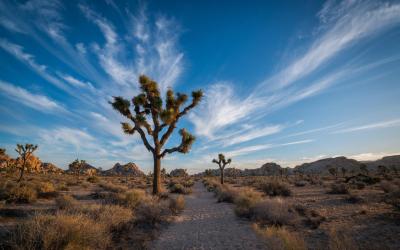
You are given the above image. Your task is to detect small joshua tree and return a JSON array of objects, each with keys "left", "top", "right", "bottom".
[
  {"left": 341, "top": 167, "right": 347, "bottom": 178},
  {"left": 69, "top": 159, "right": 86, "bottom": 179},
  {"left": 359, "top": 164, "right": 369, "bottom": 176},
  {"left": 110, "top": 75, "right": 203, "bottom": 195},
  {"left": 15, "top": 144, "right": 38, "bottom": 182},
  {"left": 212, "top": 154, "right": 231, "bottom": 184},
  {"left": 328, "top": 166, "right": 338, "bottom": 179}
]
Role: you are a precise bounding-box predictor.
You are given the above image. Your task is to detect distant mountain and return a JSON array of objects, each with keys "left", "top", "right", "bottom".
[
  {"left": 365, "top": 155, "right": 400, "bottom": 170},
  {"left": 104, "top": 162, "right": 144, "bottom": 176},
  {"left": 294, "top": 156, "right": 361, "bottom": 174},
  {"left": 66, "top": 161, "right": 98, "bottom": 175},
  {"left": 41, "top": 162, "right": 64, "bottom": 174}
]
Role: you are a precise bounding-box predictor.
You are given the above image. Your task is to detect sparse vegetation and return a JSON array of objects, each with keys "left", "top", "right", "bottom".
[{"left": 259, "top": 181, "right": 292, "bottom": 197}]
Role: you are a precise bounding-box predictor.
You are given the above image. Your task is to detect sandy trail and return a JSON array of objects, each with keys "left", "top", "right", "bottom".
[{"left": 150, "top": 182, "right": 265, "bottom": 250}]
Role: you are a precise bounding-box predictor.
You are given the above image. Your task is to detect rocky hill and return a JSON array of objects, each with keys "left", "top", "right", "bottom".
[
  {"left": 104, "top": 162, "right": 144, "bottom": 176},
  {"left": 243, "top": 162, "right": 283, "bottom": 176},
  {"left": 365, "top": 155, "right": 400, "bottom": 170},
  {"left": 41, "top": 162, "right": 64, "bottom": 174},
  {"left": 294, "top": 156, "right": 361, "bottom": 174}
]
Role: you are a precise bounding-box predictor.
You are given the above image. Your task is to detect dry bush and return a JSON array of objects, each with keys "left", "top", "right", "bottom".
[
  {"left": 135, "top": 198, "right": 169, "bottom": 226},
  {"left": 251, "top": 198, "right": 296, "bottom": 226},
  {"left": 36, "top": 182, "right": 58, "bottom": 199},
  {"left": 7, "top": 196, "right": 134, "bottom": 249},
  {"left": 260, "top": 181, "right": 292, "bottom": 197},
  {"left": 253, "top": 224, "right": 306, "bottom": 250},
  {"left": 328, "top": 227, "right": 358, "bottom": 250},
  {"left": 87, "top": 176, "right": 100, "bottom": 183},
  {"left": 234, "top": 188, "right": 262, "bottom": 218},
  {"left": 7, "top": 183, "right": 37, "bottom": 204},
  {"left": 216, "top": 185, "right": 238, "bottom": 203},
  {"left": 123, "top": 189, "right": 147, "bottom": 209},
  {"left": 327, "top": 183, "right": 349, "bottom": 194},
  {"left": 169, "top": 183, "right": 191, "bottom": 194},
  {"left": 99, "top": 182, "right": 128, "bottom": 193},
  {"left": 55, "top": 195, "right": 76, "bottom": 210},
  {"left": 294, "top": 205, "right": 325, "bottom": 229},
  {"left": 57, "top": 182, "right": 69, "bottom": 191},
  {"left": 169, "top": 195, "right": 185, "bottom": 214},
  {"left": 380, "top": 180, "right": 399, "bottom": 193},
  {"left": 346, "top": 194, "right": 364, "bottom": 204}
]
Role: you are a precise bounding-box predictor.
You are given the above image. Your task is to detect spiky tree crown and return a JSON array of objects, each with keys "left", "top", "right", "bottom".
[
  {"left": 110, "top": 75, "right": 203, "bottom": 157},
  {"left": 15, "top": 144, "right": 38, "bottom": 158},
  {"left": 212, "top": 153, "right": 232, "bottom": 169}
]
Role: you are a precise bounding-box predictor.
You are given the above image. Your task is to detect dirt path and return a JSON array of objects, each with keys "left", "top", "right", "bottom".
[{"left": 150, "top": 182, "right": 265, "bottom": 250}]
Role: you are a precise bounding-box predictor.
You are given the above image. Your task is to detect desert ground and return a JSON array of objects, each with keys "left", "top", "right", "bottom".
[{"left": 0, "top": 167, "right": 399, "bottom": 250}]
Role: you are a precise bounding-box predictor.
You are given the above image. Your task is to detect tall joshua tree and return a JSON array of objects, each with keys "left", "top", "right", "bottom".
[
  {"left": 69, "top": 159, "right": 86, "bottom": 179},
  {"left": 212, "top": 154, "right": 231, "bottom": 184},
  {"left": 110, "top": 75, "right": 203, "bottom": 195},
  {"left": 15, "top": 144, "right": 38, "bottom": 182}
]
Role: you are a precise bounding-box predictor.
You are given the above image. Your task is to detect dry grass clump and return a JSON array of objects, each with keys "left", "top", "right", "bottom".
[
  {"left": 135, "top": 198, "right": 169, "bottom": 226},
  {"left": 253, "top": 224, "right": 306, "bottom": 250},
  {"left": 169, "top": 183, "right": 191, "bottom": 194},
  {"left": 328, "top": 226, "right": 359, "bottom": 250},
  {"left": 251, "top": 198, "right": 297, "bottom": 226},
  {"left": 380, "top": 180, "right": 399, "bottom": 193},
  {"left": 123, "top": 189, "right": 147, "bottom": 209},
  {"left": 87, "top": 175, "right": 100, "bottom": 183},
  {"left": 294, "top": 205, "right": 325, "bottom": 229},
  {"left": 234, "top": 188, "right": 262, "bottom": 217},
  {"left": 216, "top": 185, "right": 238, "bottom": 203},
  {"left": 9, "top": 203, "right": 133, "bottom": 250},
  {"left": 55, "top": 194, "right": 77, "bottom": 210},
  {"left": 99, "top": 182, "right": 128, "bottom": 193},
  {"left": 327, "top": 183, "right": 349, "bottom": 194},
  {"left": 169, "top": 195, "right": 185, "bottom": 215},
  {"left": 259, "top": 181, "right": 292, "bottom": 197},
  {"left": 6, "top": 183, "right": 37, "bottom": 204},
  {"left": 36, "top": 182, "right": 58, "bottom": 199}
]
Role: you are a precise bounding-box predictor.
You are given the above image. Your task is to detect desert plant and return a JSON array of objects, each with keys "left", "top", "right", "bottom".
[
  {"left": 253, "top": 224, "right": 306, "bottom": 250},
  {"left": 87, "top": 175, "right": 99, "bottom": 183},
  {"left": 110, "top": 75, "right": 203, "bottom": 195},
  {"left": 169, "top": 195, "right": 185, "bottom": 214},
  {"left": 359, "top": 164, "right": 369, "bottom": 176},
  {"left": 212, "top": 153, "right": 232, "bottom": 184},
  {"left": 341, "top": 167, "right": 347, "bottom": 178},
  {"left": 327, "top": 183, "right": 349, "bottom": 194},
  {"left": 234, "top": 188, "right": 262, "bottom": 218},
  {"left": 251, "top": 198, "right": 297, "bottom": 226},
  {"left": 69, "top": 159, "right": 86, "bottom": 179},
  {"left": 328, "top": 166, "right": 338, "bottom": 179},
  {"left": 56, "top": 195, "right": 76, "bottom": 210},
  {"left": 260, "top": 181, "right": 291, "bottom": 197},
  {"left": 15, "top": 144, "right": 38, "bottom": 182},
  {"left": 7, "top": 183, "right": 37, "bottom": 203}
]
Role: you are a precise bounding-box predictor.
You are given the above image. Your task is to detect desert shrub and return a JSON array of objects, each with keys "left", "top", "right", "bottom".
[
  {"left": 66, "top": 180, "right": 79, "bottom": 186},
  {"left": 99, "top": 182, "right": 128, "bottom": 193},
  {"left": 182, "top": 179, "right": 195, "bottom": 188},
  {"left": 234, "top": 188, "right": 262, "bottom": 218},
  {"left": 251, "top": 198, "right": 296, "bottom": 226},
  {"left": 10, "top": 213, "right": 110, "bottom": 250},
  {"left": 346, "top": 194, "right": 364, "bottom": 204},
  {"left": 294, "top": 205, "right": 325, "bottom": 229},
  {"left": 36, "top": 182, "right": 58, "bottom": 199},
  {"left": 216, "top": 186, "right": 238, "bottom": 203},
  {"left": 384, "top": 190, "right": 400, "bottom": 210},
  {"left": 57, "top": 182, "right": 69, "bottom": 191},
  {"left": 380, "top": 181, "right": 398, "bottom": 193},
  {"left": 169, "top": 195, "right": 185, "bottom": 214},
  {"left": 7, "top": 184, "right": 37, "bottom": 204},
  {"left": 56, "top": 195, "right": 76, "bottom": 210},
  {"left": 260, "top": 181, "right": 292, "bottom": 197},
  {"left": 135, "top": 198, "right": 169, "bottom": 226},
  {"left": 253, "top": 224, "right": 306, "bottom": 250},
  {"left": 123, "top": 189, "right": 146, "bottom": 209},
  {"left": 169, "top": 183, "right": 191, "bottom": 194},
  {"left": 327, "top": 183, "right": 349, "bottom": 194},
  {"left": 328, "top": 227, "right": 358, "bottom": 250},
  {"left": 87, "top": 176, "right": 100, "bottom": 183},
  {"left": 352, "top": 181, "right": 366, "bottom": 190},
  {"left": 294, "top": 181, "right": 307, "bottom": 187}
]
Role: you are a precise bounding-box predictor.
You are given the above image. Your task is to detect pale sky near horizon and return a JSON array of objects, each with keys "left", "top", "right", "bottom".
[{"left": 0, "top": 0, "right": 400, "bottom": 173}]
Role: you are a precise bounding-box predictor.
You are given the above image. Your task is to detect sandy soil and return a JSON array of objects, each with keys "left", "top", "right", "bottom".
[{"left": 150, "top": 182, "right": 265, "bottom": 250}]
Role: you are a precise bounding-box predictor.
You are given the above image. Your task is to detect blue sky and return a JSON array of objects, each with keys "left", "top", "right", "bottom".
[{"left": 0, "top": 0, "right": 400, "bottom": 173}]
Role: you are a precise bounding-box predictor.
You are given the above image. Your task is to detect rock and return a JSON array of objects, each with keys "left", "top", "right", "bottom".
[{"left": 104, "top": 162, "right": 144, "bottom": 176}]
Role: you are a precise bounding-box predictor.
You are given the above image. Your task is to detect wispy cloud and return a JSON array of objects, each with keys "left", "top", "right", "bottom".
[
  {"left": 349, "top": 151, "right": 400, "bottom": 161},
  {"left": 334, "top": 118, "right": 400, "bottom": 134},
  {"left": 0, "top": 80, "right": 64, "bottom": 113}
]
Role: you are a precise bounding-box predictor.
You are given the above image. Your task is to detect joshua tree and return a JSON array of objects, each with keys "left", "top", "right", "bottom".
[
  {"left": 69, "top": 159, "right": 86, "bottom": 179},
  {"left": 328, "top": 166, "right": 338, "bottom": 179},
  {"left": 212, "top": 154, "right": 231, "bottom": 184},
  {"left": 378, "top": 165, "right": 388, "bottom": 176},
  {"left": 110, "top": 75, "right": 202, "bottom": 195},
  {"left": 359, "top": 164, "right": 369, "bottom": 175},
  {"left": 15, "top": 144, "right": 38, "bottom": 182},
  {"left": 341, "top": 167, "right": 347, "bottom": 178}
]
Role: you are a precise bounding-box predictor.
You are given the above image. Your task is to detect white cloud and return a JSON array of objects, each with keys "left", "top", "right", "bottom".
[
  {"left": 0, "top": 80, "right": 63, "bottom": 112},
  {"left": 334, "top": 118, "right": 400, "bottom": 133},
  {"left": 349, "top": 151, "right": 400, "bottom": 161}
]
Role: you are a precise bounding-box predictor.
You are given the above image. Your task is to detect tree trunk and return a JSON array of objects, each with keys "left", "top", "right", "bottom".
[
  {"left": 153, "top": 154, "right": 161, "bottom": 195},
  {"left": 18, "top": 167, "right": 24, "bottom": 182},
  {"left": 220, "top": 167, "right": 224, "bottom": 184}
]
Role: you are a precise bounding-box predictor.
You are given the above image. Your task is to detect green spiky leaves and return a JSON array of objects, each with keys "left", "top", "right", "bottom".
[
  {"left": 212, "top": 153, "right": 232, "bottom": 169},
  {"left": 110, "top": 97, "right": 131, "bottom": 117},
  {"left": 178, "top": 128, "right": 196, "bottom": 153},
  {"left": 121, "top": 122, "right": 135, "bottom": 135}
]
